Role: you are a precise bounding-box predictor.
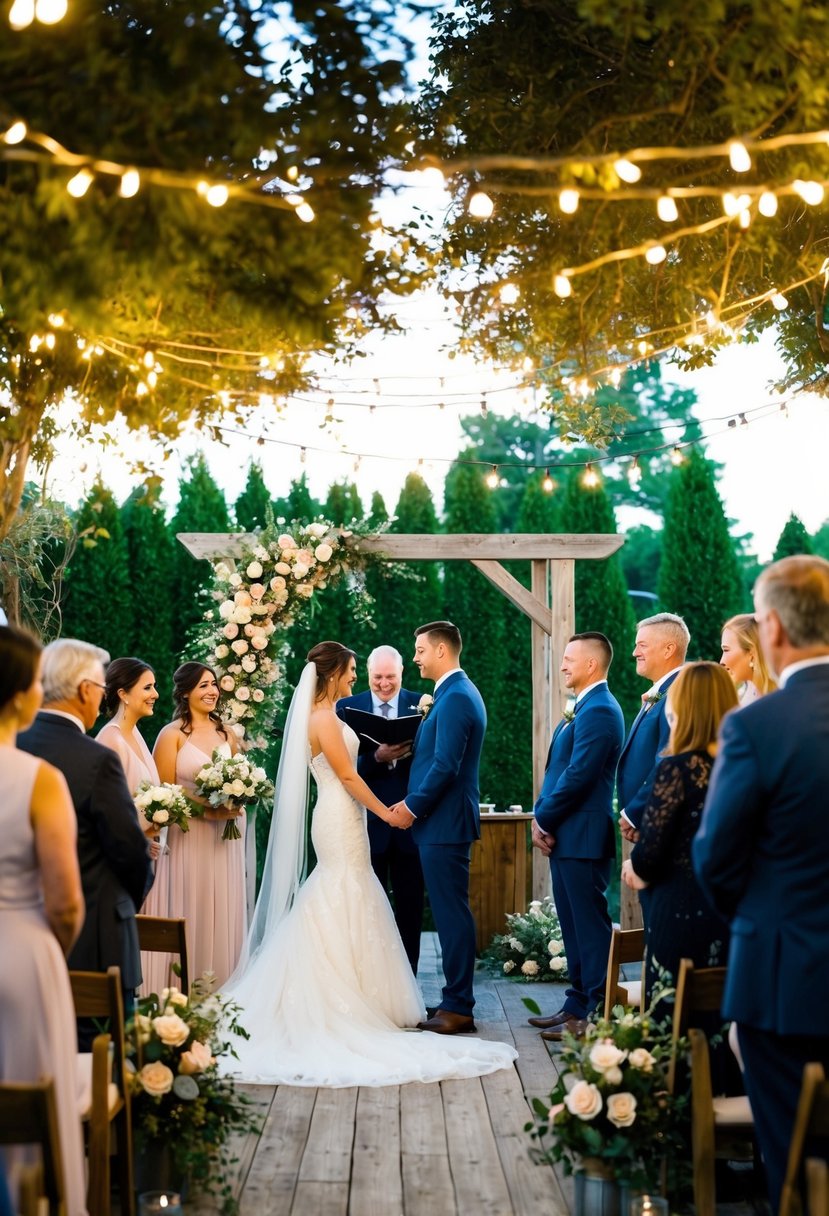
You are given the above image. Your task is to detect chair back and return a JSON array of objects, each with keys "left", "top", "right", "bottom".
[
  {"left": 135, "top": 915, "right": 189, "bottom": 995},
  {"left": 780, "top": 1063, "right": 829, "bottom": 1216},
  {"left": 69, "top": 966, "right": 126, "bottom": 1078},
  {"left": 0, "top": 1078, "right": 65, "bottom": 1215},
  {"left": 603, "top": 927, "right": 645, "bottom": 1018},
  {"left": 668, "top": 959, "right": 727, "bottom": 1092}
]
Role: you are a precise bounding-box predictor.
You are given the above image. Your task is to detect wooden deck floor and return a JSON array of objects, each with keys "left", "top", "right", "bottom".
[{"left": 189, "top": 934, "right": 572, "bottom": 1216}]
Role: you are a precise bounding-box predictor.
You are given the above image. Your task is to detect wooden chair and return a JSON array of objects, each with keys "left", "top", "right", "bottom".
[
  {"left": 669, "top": 958, "right": 754, "bottom": 1216},
  {"left": 69, "top": 966, "right": 135, "bottom": 1216},
  {"left": 780, "top": 1063, "right": 829, "bottom": 1216},
  {"left": 136, "top": 914, "right": 189, "bottom": 995},
  {"left": 603, "top": 926, "right": 645, "bottom": 1018},
  {"left": 0, "top": 1077, "right": 65, "bottom": 1216}
]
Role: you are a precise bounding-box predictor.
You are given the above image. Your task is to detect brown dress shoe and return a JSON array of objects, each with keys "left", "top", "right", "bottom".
[
  {"left": 417, "top": 1009, "right": 477, "bottom": 1035},
  {"left": 540, "top": 1016, "right": 588, "bottom": 1042},
  {"left": 527, "top": 1010, "right": 572, "bottom": 1029}
]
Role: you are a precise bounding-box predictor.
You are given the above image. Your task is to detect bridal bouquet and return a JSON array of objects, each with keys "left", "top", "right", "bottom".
[
  {"left": 193, "top": 750, "right": 273, "bottom": 841},
  {"left": 134, "top": 781, "right": 192, "bottom": 848}
]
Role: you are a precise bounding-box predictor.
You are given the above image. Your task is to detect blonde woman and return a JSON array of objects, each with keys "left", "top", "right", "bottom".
[{"left": 720, "top": 613, "right": 777, "bottom": 703}]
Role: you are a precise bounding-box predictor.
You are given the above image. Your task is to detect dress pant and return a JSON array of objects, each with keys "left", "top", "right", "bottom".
[
  {"left": 418, "top": 843, "right": 476, "bottom": 1016},
  {"left": 550, "top": 856, "right": 612, "bottom": 1020}
]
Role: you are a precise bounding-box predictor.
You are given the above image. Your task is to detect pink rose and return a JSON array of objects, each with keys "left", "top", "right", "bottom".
[
  {"left": 294, "top": 548, "right": 313, "bottom": 565},
  {"left": 223, "top": 622, "right": 239, "bottom": 639},
  {"left": 220, "top": 676, "right": 235, "bottom": 692},
  {"left": 233, "top": 591, "right": 252, "bottom": 607},
  {"left": 251, "top": 636, "right": 268, "bottom": 650},
  {"left": 178, "top": 1040, "right": 213, "bottom": 1075},
  {"left": 269, "top": 575, "right": 286, "bottom": 591},
  {"left": 244, "top": 624, "right": 255, "bottom": 637},
  {"left": 249, "top": 583, "right": 265, "bottom": 600},
  {"left": 231, "top": 639, "right": 249, "bottom": 655},
  {"left": 275, "top": 562, "right": 291, "bottom": 575}
]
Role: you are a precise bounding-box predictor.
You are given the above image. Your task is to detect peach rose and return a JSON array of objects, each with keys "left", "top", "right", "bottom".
[
  {"left": 269, "top": 575, "right": 286, "bottom": 591},
  {"left": 277, "top": 534, "right": 296, "bottom": 549},
  {"left": 628, "top": 1048, "right": 655, "bottom": 1072},
  {"left": 245, "top": 561, "right": 263, "bottom": 579},
  {"left": 314, "top": 543, "right": 333, "bottom": 562},
  {"left": 251, "top": 636, "right": 268, "bottom": 650},
  {"left": 223, "top": 623, "right": 239, "bottom": 639},
  {"left": 231, "top": 639, "right": 249, "bottom": 655},
  {"left": 589, "top": 1040, "right": 627, "bottom": 1073},
  {"left": 249, "top": 583, "right": 265, "bottom": 600},
  {"left": 606, "top": 1092, "right": 637, "bottom": 1128},
  {"left": 295, "top": 584, "right": 314, "bottom": 598},
  {"left": 220, "top": 676, "right": 235, "bottom": 691},
  {"left": 564, "top": 1080, "right": 603, "bottom": 1120},
  {"left": 275, "top": 562, "right": 292, "bottom": 575},
  {"left": 234, "top": 590, "right": 252, "bottom": 607},
  {"left": 152, "top": 1013, "right": 190, "bottom": 1046},
  {"left": 178, "top": 1040, "right": 213, "bottom": 1075},
  {"left": 139, "top": 1061, "right": 174, "bottom": 1096}
]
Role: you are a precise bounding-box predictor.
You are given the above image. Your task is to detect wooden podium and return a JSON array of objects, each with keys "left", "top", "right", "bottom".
[{"left": 469, "top": 812, "right": 533, "bottom": 953}]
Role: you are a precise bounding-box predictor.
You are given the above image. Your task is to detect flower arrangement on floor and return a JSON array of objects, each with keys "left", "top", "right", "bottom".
[
  {"left": 481, "top": 896, "right": 570, "bottom": 981},
  {"left": 525, "top": 1001, "right": 688, "bottom": 1193},
  {"left": 127, "top": 979, "right": 260, "bottom": 1214},
  {"left": 193, "top": 750, "right": 274, "bottom": 840},
  {"left": 201, "top": 517, "right": 392, "bottom": 752}
]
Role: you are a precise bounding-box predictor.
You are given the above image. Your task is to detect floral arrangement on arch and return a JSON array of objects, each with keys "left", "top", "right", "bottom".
[
  {"left": 481, "top": 896, "right": 570, "bottom": 981},
  {"left": 525, "top": 1001, "right": 688, "bottom": 1192},
  {"left": 202, "top": 518, "right": 385, "bottom": 751},
  {"left": 126, "top": 979, "right": 261, "bottom": 1212}
]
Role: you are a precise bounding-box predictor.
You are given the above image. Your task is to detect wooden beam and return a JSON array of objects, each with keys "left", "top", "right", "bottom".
[
  {"left": 177, "top": 532, "right": 256, "bottom": 560},
  {"left": 531, "top": 559, "right": 553, "bottom": 903},
  {"left": 469, "top": 560, "right": 553, "bottom": 633}
]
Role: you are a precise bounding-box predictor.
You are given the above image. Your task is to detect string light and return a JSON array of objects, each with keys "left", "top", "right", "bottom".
[
  {"left": 670, "top": 446, "right": 684, "bottom": 466},
  {"left": 205, "top": 184, "right": 229, "bottom": 207},
  {"left": 66, "top": 168, "right": 93, "bottom": 198},
  {"left": 468, "top": 191, "right": 494, "bottom": 218},
  {"left": 2, "top": 121, "right": 27, "bottom": 145},
  {"left": 627, "top": 458, "right": 642, "bottom": 488},
  {"left": 553, "top": 273, "right": 572, "bottom": 298},
  {"left": 758, "top": 191, "right": 778, "bottom": 217},
  {"left": 295, "top": 202, "right": 315, "bottom": 223},
  {"left": 36, "top": 0, "right": 68, "bottom": 22},
  {"left": 559, "top": 188, "right": 580, "bottom": 214},
  {"left": 728, "top": 141, "right": 752, "bottom": 173},
  {"left": 485, "top": 465, "right": 499, "bottom": 489},
  {"left": 614, "top": 158, "right": 641, "bottom": 183},
  {"left": 582, "top": 463, "right": 599, "bottom": 488},
  {"left": 722, "top": 192, "right": 751, "bottom": 217},
  {"left": 499, "top": 282, "right": 520, "bottom": 305},
  {"left": 793, "top": 179, "right": 825, "bottom": 205},
  {"left": 542, "top": 469, "right": 554, "bottom": 492},
  {"left": 771, "top": 292, "right": 788, "bottom": 310},
  {"left": 644, "top": 244, "right": 667, "bottom": 265},
  {"left": 8, "top": 0, "right": 35, "bottom": 27},
  {"left": 119, "top": 169, "right": 140, "bottom": 198},
  {"left": 656, "top": 195, "right": 678, "bottom": 222}
]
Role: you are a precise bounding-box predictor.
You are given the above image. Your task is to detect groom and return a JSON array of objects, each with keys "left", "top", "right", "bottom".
[{"left": 390, "top": 620, "right": 485, "bottom": 1035}]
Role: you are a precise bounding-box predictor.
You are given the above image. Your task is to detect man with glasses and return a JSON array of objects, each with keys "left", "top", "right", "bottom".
[{"left": 18, "top": 639, "right": 152, "bottom": 1035}]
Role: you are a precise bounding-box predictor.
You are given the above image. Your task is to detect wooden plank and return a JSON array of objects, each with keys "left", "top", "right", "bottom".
[
  {"left": 176, "top": 531, "right": 625, "bottom": 562},
  {"left": 442, "top": 1079, "right": 513, "bottom": 1214},
  {"left": 350, "top": 1087, "right": 403, "bottom": 1216},
  {"left": 400, "top": 1083, "right": 456, "bottom": 1216},
  {"left": 239, "top": 1085, "right": 316, "bottom": 1215},
  {"left": 531, "top": 559, "right": 553, "bottom": 902},
  {"left": 482, "top": 1065, "right": 570, "bottom": 1216},
  {"left": 619, "top": 836, "right": 644, "bottom": 931},
  {"left": 469, "top": 559, "right": 554, "bottom": 632},
  {"left": 495, "top": 982, "right": 563, "bottom": 1107},
  {"left": 470, "top": 816, "right": 530, "bottom": 951},
  {"left": 291, "top": 1181, "right": 349, "bottom": 1216},
  {"left": 298, "top": 1087, "right": 358, "bottom": 1183}
]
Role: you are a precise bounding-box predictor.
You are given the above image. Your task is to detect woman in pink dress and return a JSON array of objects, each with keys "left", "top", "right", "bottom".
[
  {"left": 97, "top": 657, "right": 174, "bottom": 996},
  {"left": 153, "top": 663, "right": 246, "bottom": 988},
  {"left": 0, "top": 625, "right": 87, "bottom": 1215}
]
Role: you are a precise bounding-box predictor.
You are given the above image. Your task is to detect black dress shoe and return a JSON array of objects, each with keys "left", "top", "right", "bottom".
[
  {"left": 425, "top": 1005, "right": 439, "bottom": 1018},
  {"left": 527, "top": 1009, "right": 572, "bottom": 1029},
  {"left": 417, "top": 1009, "right": 477, "bottom": 1035},
  {"left": 541, "top": 1016, "right": 588, "bottom": 1042}
]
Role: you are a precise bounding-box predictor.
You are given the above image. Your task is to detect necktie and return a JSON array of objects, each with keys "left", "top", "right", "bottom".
[{"left": 379, "top": 702, "right": 391, "bottom": 718}]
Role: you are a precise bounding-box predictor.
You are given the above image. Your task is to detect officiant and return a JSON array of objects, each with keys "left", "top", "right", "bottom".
[{"left": 337, "top": 645, "right": 425, "bottom": 972}]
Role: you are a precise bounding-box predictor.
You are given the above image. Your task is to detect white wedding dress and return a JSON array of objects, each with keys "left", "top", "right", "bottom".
[{"left": 220, "top": 723, "right": 517, "bottom": 1086}]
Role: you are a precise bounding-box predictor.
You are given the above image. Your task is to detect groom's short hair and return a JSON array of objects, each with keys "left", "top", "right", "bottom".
[
  {"left": 570, "top": 631, "right": 613, "bottom": 672},
  {"left": 415, "top": 620, "right": 462, "bottom": 655}
]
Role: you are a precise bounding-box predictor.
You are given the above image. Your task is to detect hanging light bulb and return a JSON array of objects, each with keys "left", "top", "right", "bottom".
[
  {"left": 614, "top": 158, "right": 641, "bottom": 183},
  {"left": 205, "top": 184, "right": 229, "bottom": 207},
  {"left": 627, "top": 458, "right": 642, "bottom": 489},
  {"left": 723, "top": 192, "right": 751, "bottom": 217},
  {"left": 542, "top": 469, "right": 555, "bottom": 493},
  {"left": 645, "top": 243, "right": 667, "bottom": 265},
  {"left": 657, "top": 195, "right": 678, "bottom": 222},
  {"left": 609, "top": 368, "right": 622, "bottom": 388},
  {"left": 553, "top": 273, "right": 572, "bottom": 298},
  {"left": 582, "top": 464, "right": 600, "bottom": 488},
  {"left": 758, "top": 191, "right": 778, "bottom": 217},
  {"left": 739, "top": 208, "right": 752, "bottom": 229},
  {"left": 670, "top": 446, "right": 684, "bottom": 466},
  {"left": 420, "top": 166, "right": 446, "bottom": 189},
  {"left": 499, "top": 283, "right": 520, "bottom": 305},
  {"left": 559, "top": 188, "right": 580, "bottom": 214},
  {"left": 66, "top": 168, "right": 93, "bottom": 198},
  {"left": 35, "top": 0, "right": 68, "bottom": 22},
  {"left": 8, "top": 0, "right": 35, "bottom": 28},
  {"left": 119, "top": 168, "right": 140, "bottom": 198},
  {"left": 3, "top": 120, "right": 27, "bottom": 145},
  {"left": 771, "top": 292, "right": 788, "bottom": 310},
  {"left": 468, "top": 191, "right": 494, "bottom": 219},
  {"left": 485, "top": 465, "right": 499, "bottom": 489},
  {"left": 295, "top": 202, "right": 315, "bottom": 223},
  {"left": 728, "top": 141, "right": 752, "bottom": 172},
  {"left": 793, "top": 180, "right": 825, "bottom": 206}
]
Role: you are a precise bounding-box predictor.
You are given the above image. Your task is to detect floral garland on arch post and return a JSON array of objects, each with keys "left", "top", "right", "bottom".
[{"left": 200, "top": 519, "right": 387, "bottom": 753}]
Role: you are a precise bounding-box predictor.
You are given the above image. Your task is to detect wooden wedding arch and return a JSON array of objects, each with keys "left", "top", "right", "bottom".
[{"left": 178, "top": 531, "right": 625, "bottom": 903}]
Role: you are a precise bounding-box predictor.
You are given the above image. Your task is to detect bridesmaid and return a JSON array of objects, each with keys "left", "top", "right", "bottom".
[
  {"left": 0, "top": 625, "right": 87, "bottom": 1215},
  {"left": 720, "top": 613, "right": 778, "bottom": 704},
  {"left": 153, "top": 663, "right": 246, "bottom": 988},
  {"left": 97, "top": 658, "right": 172, "bottom": 996}
]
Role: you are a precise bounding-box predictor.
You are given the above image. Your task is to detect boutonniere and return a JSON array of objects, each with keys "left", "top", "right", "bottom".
[
  {"left": 416, "top": 694, "right": 434, "bottom": 719},
  {"left": 562, "top": 699, "right": 576, "bottom": 724},
  {"left": 642, "top": 689, "right": 665, "bottom": 708}
]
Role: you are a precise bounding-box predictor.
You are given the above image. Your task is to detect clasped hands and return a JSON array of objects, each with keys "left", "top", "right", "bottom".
[
  {"left": 531, "top": 819, "right": 555, "bottom": 857},
  {"left": 387, "top": 801, "right": 415, "bottom": 830}
]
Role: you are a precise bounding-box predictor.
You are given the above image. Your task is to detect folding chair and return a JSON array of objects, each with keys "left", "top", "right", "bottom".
[
  {"left": 136, "top": 915, "right": 189, "bottom": 995},
  {"left": 603, "top": 926, "right": 644, "bottom": 1018},
  {"left": 0, "top": 1077, "right": 65, "bottom": 1216},
  {"left": 780, "top": 1062, "right": 829, "bottom": 1216}
]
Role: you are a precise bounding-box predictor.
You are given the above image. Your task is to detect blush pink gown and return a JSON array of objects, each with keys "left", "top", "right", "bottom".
[
  {"left": 169, "top": 739, "right": 247, "bottom": 988},
  {"left": 96, "top": 722, "right": 174, "bottom": 996}
]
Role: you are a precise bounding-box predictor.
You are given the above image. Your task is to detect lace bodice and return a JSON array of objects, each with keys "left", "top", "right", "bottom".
[
  {"left": 309, "top": 724, "right": 371, "bottom": 871},
  {"left": 631, "top": 750, "right": 713, "bottom": 884}
]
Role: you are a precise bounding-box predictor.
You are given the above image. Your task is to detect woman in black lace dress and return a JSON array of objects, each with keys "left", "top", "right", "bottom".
[{"left": 621, "top": 662, "right": 738, "bottom": 1008}]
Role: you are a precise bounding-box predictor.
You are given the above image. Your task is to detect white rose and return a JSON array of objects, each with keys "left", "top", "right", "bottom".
[
  {"left": 152, "top": 809, "right": 170, "bottom": 825},
  {"left": 503, "top": 960, "right": 515, "bottom": 973},
  {"left": 214, "top": 562, "right": 231, "bottom": 580},
  {"left": 139, "top": 1061, "right": 175, "bottom": 1096},
  {"left": 161, "top": 988, "right": 188, "bottom": 1008},
  {"left": 214, "top": 644, "right": 230, "bottom": 659},
  {"left": 246, "top": 561, "right": 263, "bottom": 578},
  {"left": 509, "top": 937, "right": 525, "bottom": 953},
  {"left": 521, "top": 960, "right": 540, "bottom": 976},
  {"left": 306, "top": 522, "right": 327, "bottom": 538},
  {"left": 252, "top": 767, "right": 267, "bottom": 782},
  {"left": 564, "top": 1080, "right": 603, "bottom": 1120},
  {"left": 314, "top": 543, "right": 333, "bottom": 562},
  {"left": 241, "top": 656, "right": 256, "bottom": 672},
  {"left": 548, "top": 939, "right": 564, "bottom": 955},
  {"left": 152, "top": 1013, "right": 190, "bottom": 1047},
  {"left": 292, "top": 564, "right": 310, "bottom": 579},
  {"left": 252, "top": 689, "right": 265, "bottom": 702},
  {"left": 228, "top": 572, "right": 242, "bottom": 587},
  {"left": 218, "top": 600, "right": 235, "bottom": 620},
  {"left": 589, "top": 1040, "right": 627, "bottom": 1073},
  {"left": 550, "top": 956, "right": 567, "bottom": 972},
  {"left": 223, "top": 622, "right": 239, "bottom": 639},
  {"left": 606, "top": 1092, "right": 638, "bottom": 1128},
  {"left": 232, "top": 606, "right": 252, "bottom": 625},
  {"left": 628, "top": 1048, "right": 656, "bottom": 1072},
  {"left": 604, "top": 1065, "right": 624, "bottom": 1085},
  {"left": 231, "top": 779, "right": 246, "bottom": 797}
]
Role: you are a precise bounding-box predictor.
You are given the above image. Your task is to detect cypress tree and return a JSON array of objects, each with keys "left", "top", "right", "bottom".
[
  {"left": 772, "top": 513, "right": 813, "bottom": 559},
  {"left": 274, "top": 473, "right": 321, "bottom": 522},
  {"left": 235, "top": 462, "right": 272, "bottom": 532},
  {"left": 388, "top": 473, "right": 442, "bottom": 685},
  {"left": 169, "top": 455, "right": 230, "bottom": 656},
  {"left": 657, "top": 449, "right": 742, "bottom": 662},
  {"left": 555, "top": 470, "right": 640, "bottom": 722},
  {"left": 120, "top": 480, "right": 176, "bottom": 737},
  {"left": 61, "top": 479, "right": 133, "bottom": 661}
]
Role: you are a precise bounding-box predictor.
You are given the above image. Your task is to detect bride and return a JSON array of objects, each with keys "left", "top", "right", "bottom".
[{"left": 220, "top": 640, "right": 517, "bottom": 1086}]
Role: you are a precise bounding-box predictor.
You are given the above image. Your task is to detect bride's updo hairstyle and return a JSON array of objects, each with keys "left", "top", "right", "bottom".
[
  {"left": 307, "top": 641, "right": 357, "bottom": 700},
  {"left": 172, "top": 661, "right": 228, "bottom": 739},
  {"left": 104, "top": 657, "right": 155, "bottom": 718}
]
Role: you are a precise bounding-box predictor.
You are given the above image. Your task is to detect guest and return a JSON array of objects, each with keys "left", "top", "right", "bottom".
[
  {"left": 154, "top": 662, "right": 246, "bottom": 988},
  {"left": 336, "top": 645, "right": 425, "bottom": 972},
  {"left": 0, "top": 626, "right": 87, "bottom": 1215},
  {"left": 528, "top": 633, "right": 625, "bottom": 1041},
  {"left": 621, "top": 662, "right": 737, "bottom": 1009},
  {"left": 694, "top": 555, "right": 829, "bottom": 1211},
  {"left": 98, "top": 658, "right": 174, "bottom": 996},
  {"left": 720, "top": 612, "right": 777, "bottom": 703},
  {"left": 17, "top": 639, "right": 152, "bottom": 1025}
]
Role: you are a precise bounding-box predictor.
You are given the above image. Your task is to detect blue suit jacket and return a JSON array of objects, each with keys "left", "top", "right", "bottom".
[
  {"left": 336, "top": 687, "right": 421, "bottom": 854},
  {"left": 693, "top": 664, "right": 829, "bottom": 1035},
  {"left": 616, "top": 670, "right": 680, "bottom": 830},
  {"left": 534, "top": 683, "right": 625, "bottom": 859},
  {"left": 407, "top": 670, "right": 485, "bottom": 846}
]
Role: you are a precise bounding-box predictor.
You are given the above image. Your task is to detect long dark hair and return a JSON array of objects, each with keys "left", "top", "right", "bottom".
[
  {"left": 0, "top": 624, "right": 41, "bottom": 712},
  {"left": 104, "top": 657, "right": 156, "bottom": 717},
  {"left": 172, "top": 661, "right": 227, "bottom": 739},
  {"left": 306, "top": 641, "right": 356, "bottom": 700}
]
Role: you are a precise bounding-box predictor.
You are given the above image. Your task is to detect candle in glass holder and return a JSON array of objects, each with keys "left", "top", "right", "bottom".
[
  {"left": 138, "top": 1192, "right": 183, "bottom": 1216},
  {"left": 629, "top": 1194, "right": 668, "bottom": 1216}
]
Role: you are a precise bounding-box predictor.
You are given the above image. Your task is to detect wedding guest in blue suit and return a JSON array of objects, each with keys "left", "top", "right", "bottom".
[
  {"left": 617, "top": 612, "right": 689, "bottom": 842},
  {"left": 391, "top": 621, "right": 485, "bottom": 1035},
  {"left": 694, "top": 555, "right": 829, "bottom": 1212},
  {"left": 527, "top": 633, "right": 625, "bottom": 1041},
  {"left": 337, "top": 645, "right": 425, "bottom": 972}
]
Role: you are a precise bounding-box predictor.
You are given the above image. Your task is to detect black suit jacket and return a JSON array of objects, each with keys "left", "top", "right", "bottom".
[
  {"left": 18, "top": 711, "right": 153, "bottom": 989},
  {"left": 336, "top": 688, "right": 421, "bottom": 855}
]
